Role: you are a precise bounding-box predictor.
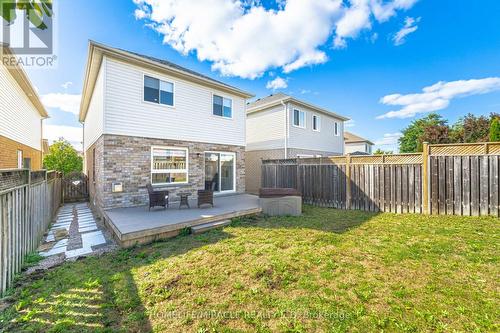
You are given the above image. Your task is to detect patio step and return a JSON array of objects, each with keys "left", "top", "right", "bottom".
[{"left": 191, "top": 220, "right": 231, "bottom": 234}]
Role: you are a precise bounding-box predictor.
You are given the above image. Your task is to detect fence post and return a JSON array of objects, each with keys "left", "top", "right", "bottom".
[
  {"left": 346, "top": 154, "right": 351, "bottom": 209},
  {"left": 422, "top": 142, "right": 430, "bottom": 214}
]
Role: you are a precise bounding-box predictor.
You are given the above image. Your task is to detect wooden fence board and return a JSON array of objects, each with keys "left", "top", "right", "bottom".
[
  {"left": 470, "top": 156, "right": 480, "bottom": 216},
  {"left": 479, "top": 156, "right": 489, "bottom": 215},
  {"left": 261, "top": 151, "right": 498, "bottom": 217},
  {"left": 446, "top": 156, "right": 454, "bottom": 215},
  {"left": 0, "top": 171, "right": 62, "bottom": 296},
  {"left": 490, "top": 156, "right": 499, "bottom": 216},
  {"left": 453, "top": 156, "right": 462, "bottom": 215}
]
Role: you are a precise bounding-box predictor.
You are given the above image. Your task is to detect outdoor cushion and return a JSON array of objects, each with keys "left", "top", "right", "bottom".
[{"left": 259, "top": 188, "right": 301, "bottom": 198}]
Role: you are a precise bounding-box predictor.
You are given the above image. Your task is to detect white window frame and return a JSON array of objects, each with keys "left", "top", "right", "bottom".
[
  {"left": 292, "top": 109, "right": 306, "bottom": 128},
  {"left": 151, "top": 146, "right": 189, "bottom": 185},
  {"left": 334, "top": 121, "right": 340, "bottom": 136},
  {"left": 142, "top": 73, "right": 176, "bottom": 108},
  {"left": 17, "top": 150, "right": 23, "bottom": 169},
  {"left": 312, "top": 114, "right": 321, "bottom": 132},
  {"left": 212, "top": 93, "right": 233, "bottom": 119},
  {"left": 204, "top": 151, "right": 237, "bottom": 193}
]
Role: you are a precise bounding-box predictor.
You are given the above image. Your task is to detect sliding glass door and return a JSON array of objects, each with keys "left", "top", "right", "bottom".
[{"left": 204, "top": 152, "right": 235, "bottom": 192}]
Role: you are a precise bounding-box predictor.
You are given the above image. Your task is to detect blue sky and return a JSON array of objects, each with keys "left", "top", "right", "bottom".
[{"left": 22, "top": 0, "right": 500, "bottom": 151}]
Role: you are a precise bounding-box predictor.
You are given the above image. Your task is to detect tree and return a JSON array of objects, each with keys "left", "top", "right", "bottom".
[
  {"left": 399, "top": 113, "right": 447, "bottom": 153},
  {"left": 43, "top": 139, "right": 82, "bottom": 174},
  {"left": 373, "top": 149, "right": 393, "bottom": 155},
  {"left": 451, "top": 113, "right": 490, "bottom": 143},
  {"left": 0, "top": 0, "right": 53, "bottom": 29},
  {"left": 419, "top": 124, "right": 450, "bottom": 145},
  {"left": 491, "top": 117, "right": 500, "bottom": 142}
]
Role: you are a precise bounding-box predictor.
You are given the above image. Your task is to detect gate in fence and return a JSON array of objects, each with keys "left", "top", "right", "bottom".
[
  {"left": 63, "top": 172, "right": 88, "bottom": 202},
  {"left": 261, "top": 142, "right": 500, "bottom": 217}
]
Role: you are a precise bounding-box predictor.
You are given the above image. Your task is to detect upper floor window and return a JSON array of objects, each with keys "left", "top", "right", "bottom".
[
  {"left": 334, "top": 122, "right": 339, "bottom": 136},
  {"left": 312, "top": 115, "right": 320, "bottom": 131},
  {"left": 144, "top": 75, "right": 174, "bottom": 106},
  {"left": 293, "top": 109, "right": 305, "bottom": 128},
  {"left": 213, "top": 95, "right": 232, "bottom": 118}
]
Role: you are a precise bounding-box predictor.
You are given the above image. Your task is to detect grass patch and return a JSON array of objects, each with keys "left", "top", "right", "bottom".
[{"left": 0, "top": 206, "right": 498, "bottom": 332}]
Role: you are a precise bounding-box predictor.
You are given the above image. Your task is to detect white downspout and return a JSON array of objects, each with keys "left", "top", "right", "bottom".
[{"left": 281, "top": 100, "right": 288, "bottom": 159}]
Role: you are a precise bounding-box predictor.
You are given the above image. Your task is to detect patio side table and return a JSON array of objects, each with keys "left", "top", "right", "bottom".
[{"left": 178, "top": 192, "right": 191, "bottom": 209}]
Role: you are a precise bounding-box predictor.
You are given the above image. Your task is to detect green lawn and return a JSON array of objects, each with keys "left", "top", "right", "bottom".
[{"left": 1, "top": 206, "right": 498, "bottom": 332}]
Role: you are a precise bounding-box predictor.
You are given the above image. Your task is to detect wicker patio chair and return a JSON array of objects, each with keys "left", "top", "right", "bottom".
[
  {"left": 197, "top": 189, "right": 214, "bottom": 208},
  {"left": 147, "top": 183, "right": 169, "bottom": 210}
]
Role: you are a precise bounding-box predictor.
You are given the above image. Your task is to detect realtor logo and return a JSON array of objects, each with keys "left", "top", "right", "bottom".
[{"left": 1, "top": 0, "right": 56, "bottom": 68}]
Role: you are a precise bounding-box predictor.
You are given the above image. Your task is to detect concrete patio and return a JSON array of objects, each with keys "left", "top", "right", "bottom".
[{"left": 102, "top": 194, "right": 262, "bottom": 247}]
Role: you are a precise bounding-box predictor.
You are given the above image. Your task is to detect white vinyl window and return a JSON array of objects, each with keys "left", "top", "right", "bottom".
[
  {"left": 334, "top": 122, "right": 339, "bottom": 136},
  {"left": 213, "top": 95, "right": 232, "bottom": 118},
  {"left": 144, "top": 75, "right": 174, "bottom": 106},
  {"left": 151, "top": 147, "right": 188, "bottom": 185},
  {"left": 17, "top": 150, "right": 23, "bottom": 168},
  {"left": 312, "top": 115, "right": 320, "bottom": 131},
  {"left": 293, "top": 109, "right": 305, "bottom": 128}
]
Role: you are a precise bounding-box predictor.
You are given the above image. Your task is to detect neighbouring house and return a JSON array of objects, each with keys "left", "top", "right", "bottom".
[
  {"left": 0, "top": 44, "right": 48, "bottom": 170},
  {"left": 344, "top": 131, "right": 374, "bottom": 155},
  {"left": 79, "top": 41, "right": 253, "bottom": 215},
  {"left": 245, "top": 93, "right": 349, "bottom": 193}
]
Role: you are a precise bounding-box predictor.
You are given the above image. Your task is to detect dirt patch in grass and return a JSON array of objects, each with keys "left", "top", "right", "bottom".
[{"left": 0, "top": 206, "right": 498, "bottom": 332}]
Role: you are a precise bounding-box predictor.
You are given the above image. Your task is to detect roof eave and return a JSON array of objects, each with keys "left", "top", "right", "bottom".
[
  {"left": 80, "top": 41, "right": 254, "bottom": 122},
  {"left": 247, "top": 97, "right": 350, "bottom": 121},
  {"left": 1, "top": 44, "right": 48, "bottom": 119}
]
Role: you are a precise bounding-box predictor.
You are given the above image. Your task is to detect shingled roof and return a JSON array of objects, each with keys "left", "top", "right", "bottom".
[
  {"left": 247, "top": 93, "right": 349, "bottom": 121},
  {"left": 344, "top": 131, "right": 374, "bottom": 145}
]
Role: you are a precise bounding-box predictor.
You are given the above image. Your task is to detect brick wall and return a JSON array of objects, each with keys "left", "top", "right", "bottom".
[
  {"left": 0, "top": 135, "right": 42, "bottom": 170},
  {"left": 87, "top": 134, "right": 245, "bottom": 212}
]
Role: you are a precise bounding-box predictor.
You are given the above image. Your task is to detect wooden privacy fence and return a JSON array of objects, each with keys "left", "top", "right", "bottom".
[
  {"left": 0, "top": 169, "right": 62, "bottom": 295},
  {"left": 261, "top": 142, "right": 500, "bottom": 217}
]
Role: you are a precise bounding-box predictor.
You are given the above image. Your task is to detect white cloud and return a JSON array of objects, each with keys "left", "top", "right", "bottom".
[
  {"left": 134, "top": 0, "right": 417, "bottom": 78},
  {"left": 43, "top": 124, "right": 83, "bottom": 151},
  {"left": 377, "top": 77, "right": 500, "bottom": 119},
  {"left": 41, "top": 93, "right": 81, "bottom": 115},
  {"left": 61, "top": 81, "right": 73, "bottom": 89},
  {"left": 374, "top": 132, "right": 402, "bottom": 152},
  {"left": 266, "top": 76, "right": 288, "bottom": 90},
  {"left": 393, "top": 16, "right": 420, "bottom": 46}
]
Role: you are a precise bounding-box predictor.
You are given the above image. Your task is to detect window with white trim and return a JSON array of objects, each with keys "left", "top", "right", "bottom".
[
  {"left": 293, "top": 109, "right": 305, "bottom": 128},
  {"left": 312, "top": 115, "right": 320, "bottom": 131},
  {"left": 151, "top": 147, "right": 188, "bottom": 185},
  {"left": 334, "top": 122, "right": 339, "bottom": 136},
  {"left": 144, "top": 75, "right": 174, "bottom": 106},
  {"left": 213, "top": 95, "right": 232, "bottom": 118}
]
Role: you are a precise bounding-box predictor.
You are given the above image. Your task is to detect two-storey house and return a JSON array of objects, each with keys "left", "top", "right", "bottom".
[
  {"left": 0, "top": 44, "right": 48, "bottom": 170},
  {"left": 79, "top": 42, "right": 253, "bottom": 215},
  {"left": 344, "top": 131, "right": 374, "bottom": 155},
  {"left": 245, "top": 93, "right": 349, "bottom": 193}
]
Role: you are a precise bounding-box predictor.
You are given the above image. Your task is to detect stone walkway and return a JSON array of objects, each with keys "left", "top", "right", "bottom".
[{"left": 38, "top": 202, "right": 116, "bottom": 260}]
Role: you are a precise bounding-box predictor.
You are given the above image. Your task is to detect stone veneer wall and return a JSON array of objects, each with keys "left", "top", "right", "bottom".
[
  {"left": 90, "top": 134, "right": 245, "bottom": 211},
  {"left": 85, "top": 136, "right": 106, "bottom": 216}
]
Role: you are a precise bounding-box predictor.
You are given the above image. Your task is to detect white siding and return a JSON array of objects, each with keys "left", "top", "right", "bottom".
[
  {"left": 345, "top": 142, "right": 373, "bottom": 154},
  {"left": 0, "top": 63, "right": 42, "bottom": 150},
  {"left": 83, "top": 62, "right": 105, "bottom": 151},
  {"left": 103, "top": 57, "right": 246, "bottom": 146},
  {"left": 287, "top": 103, "right": 344, "bottom": 154},
  {"left": 246, "top": 105, "right": 285, "bottom": 151}
]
